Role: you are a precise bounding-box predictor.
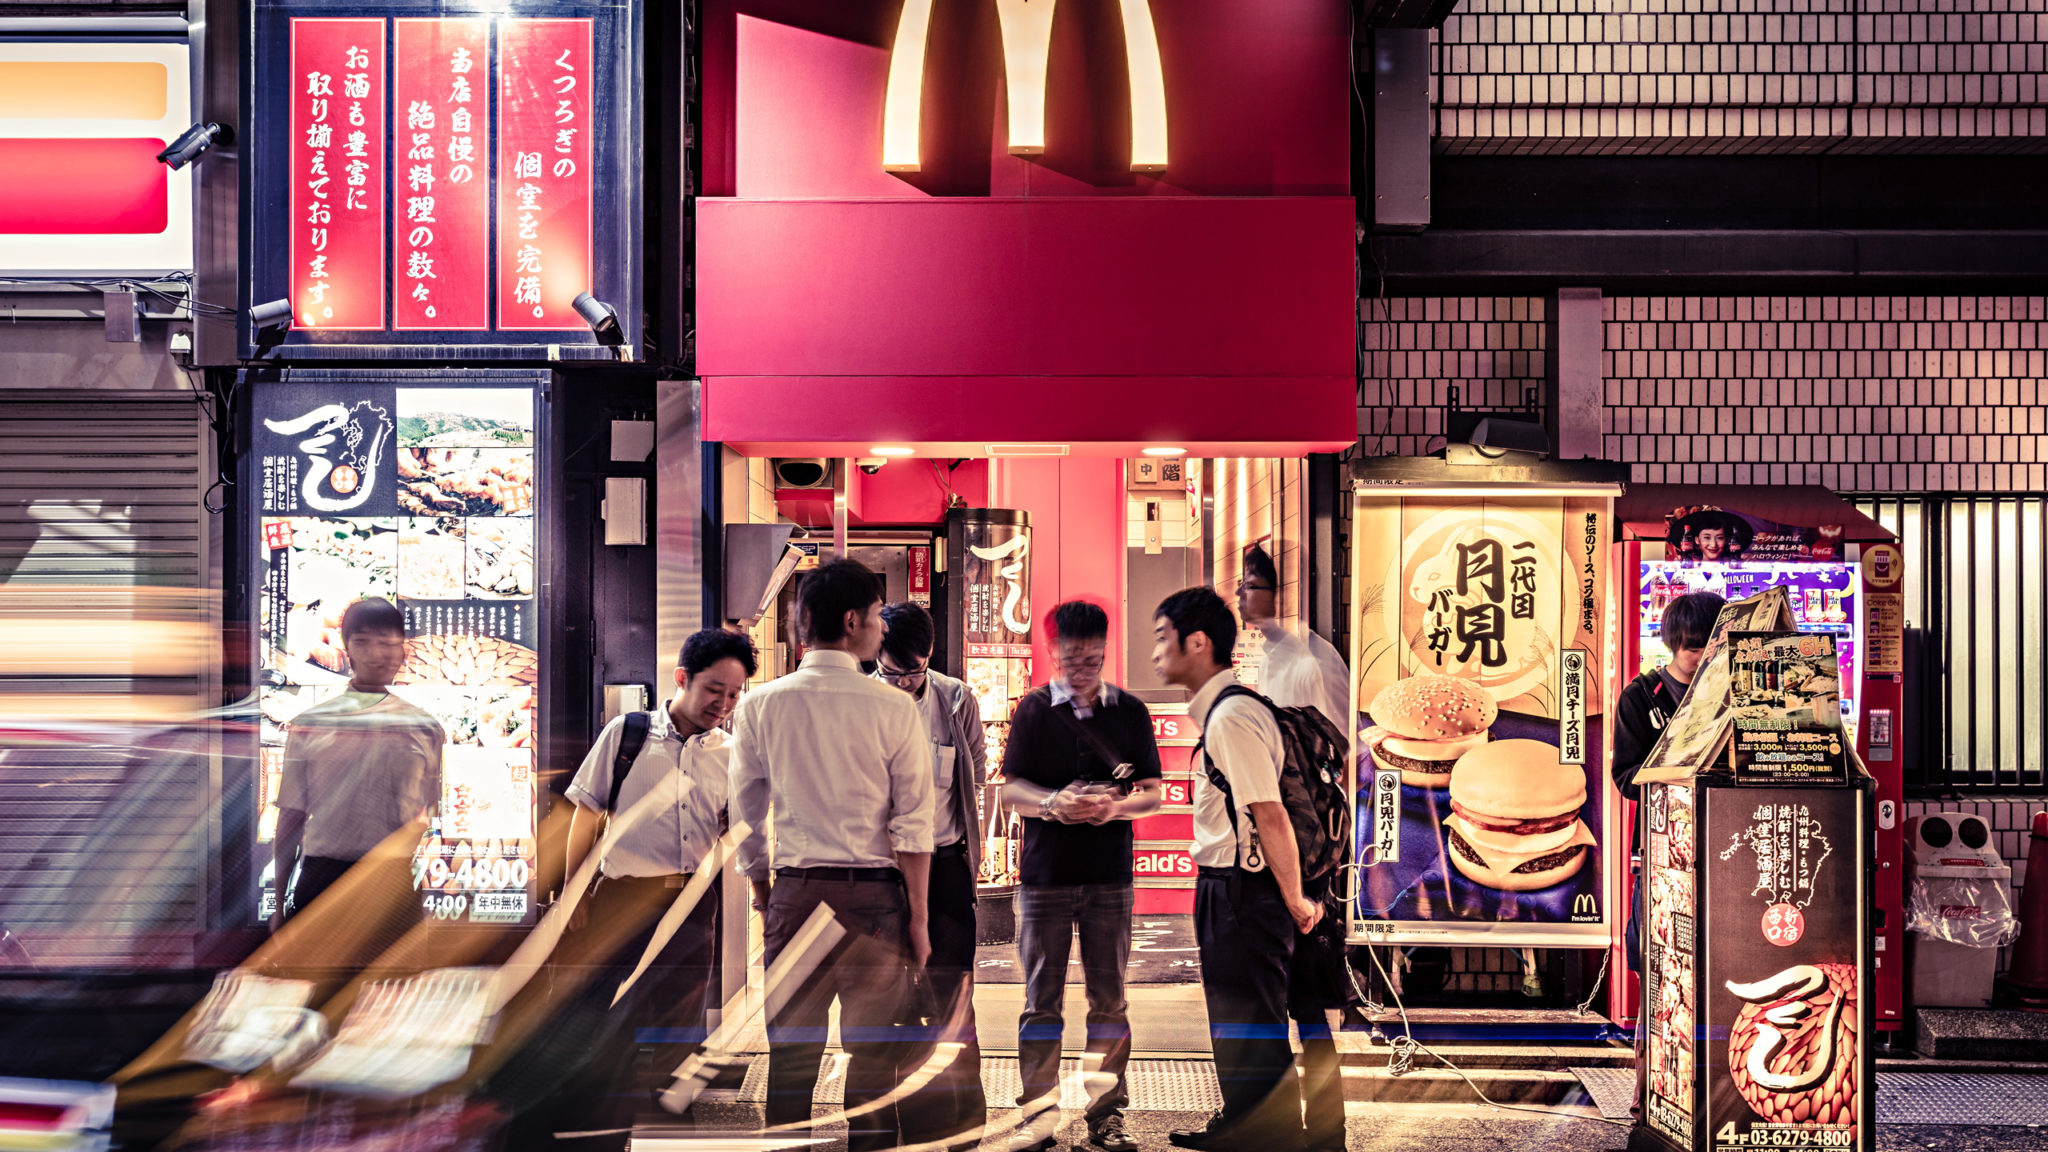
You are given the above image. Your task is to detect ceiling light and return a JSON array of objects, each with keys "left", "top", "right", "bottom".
[
  {"left": 986, "top": 443, "right": 1070, "bottom": 457},
  {"left": 870, "top": 446, "right": 916, "bottom": 457},
  {"left": 1142, "top": 446, "right": 1186, "bottom": 457}
]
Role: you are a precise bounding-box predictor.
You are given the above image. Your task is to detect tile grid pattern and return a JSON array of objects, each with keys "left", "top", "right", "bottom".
[{"left": 1432, "top": 0, "right": 2048, "bottom": 154}]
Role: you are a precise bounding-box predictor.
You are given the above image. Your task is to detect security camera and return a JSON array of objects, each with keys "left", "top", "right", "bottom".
[
  {"left": 157, "top": 122, "right": 233, "bottom": 170},
  {"left": 857, "top": 458, "right": 887, "bottom": 475}
]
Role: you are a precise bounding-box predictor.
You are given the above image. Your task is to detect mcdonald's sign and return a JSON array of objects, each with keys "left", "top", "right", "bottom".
[{"left": 882, "top": 0, "right": 1168, "bottom": 173}]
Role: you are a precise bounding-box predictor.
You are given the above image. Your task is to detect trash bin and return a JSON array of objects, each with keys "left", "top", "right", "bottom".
[{"left": 1905, "top": 812, "right": 2021, "bottom": 1008}]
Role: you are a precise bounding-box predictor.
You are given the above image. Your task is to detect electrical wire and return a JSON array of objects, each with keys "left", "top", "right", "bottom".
[{"left": 1349, "top": 943, "right": 1632, "bottom": 1128}]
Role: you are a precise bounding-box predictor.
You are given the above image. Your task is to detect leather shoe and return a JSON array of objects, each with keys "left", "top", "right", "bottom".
[{"left": 1167, "top": 1113, "right": 1235, "bottom": 1150}]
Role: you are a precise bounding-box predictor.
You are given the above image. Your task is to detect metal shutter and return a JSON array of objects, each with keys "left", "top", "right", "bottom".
[{"left": 0, "top": 392, "right": 213, "bottom": 969}]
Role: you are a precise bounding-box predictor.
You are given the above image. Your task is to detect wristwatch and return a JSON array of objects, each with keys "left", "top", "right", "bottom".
[{"left": 1039, "top": 789, "right": 1060, "bottom": 820}]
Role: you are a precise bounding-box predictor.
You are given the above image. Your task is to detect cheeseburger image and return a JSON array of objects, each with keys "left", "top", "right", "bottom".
[
  {"left": 1364, "top": 674, "right": 1496, "bottom": 788},
  {"left": 1443, "top": 738, "right": 1596, "bottom": 892}
]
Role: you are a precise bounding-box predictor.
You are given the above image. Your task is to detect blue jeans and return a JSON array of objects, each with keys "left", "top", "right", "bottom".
[{"left": 1016, "top": 883, "right": 1134, "bottom": 1125}]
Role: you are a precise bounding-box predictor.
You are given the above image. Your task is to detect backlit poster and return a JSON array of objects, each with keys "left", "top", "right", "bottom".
[
  {"left": 1348, "top": 490, "right": 1615, "bottom": 946},
  {"left": 254, "top": 384, "right": 539, "bottom": 925}
]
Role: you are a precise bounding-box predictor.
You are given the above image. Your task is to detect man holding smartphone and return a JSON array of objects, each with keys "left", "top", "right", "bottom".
[{"left": 998, "top": 601, "right": 1163, "bottom": 1152}]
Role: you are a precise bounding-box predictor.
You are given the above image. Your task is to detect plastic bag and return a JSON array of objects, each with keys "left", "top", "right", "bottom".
[{"left": 1906, "top": 871, "right": 2022, "bottom": 948}]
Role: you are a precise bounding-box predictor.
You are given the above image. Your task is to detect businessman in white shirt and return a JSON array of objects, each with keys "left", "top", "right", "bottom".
[{"left": 728, "top": 559, "right": 935, "bottom": 1151}]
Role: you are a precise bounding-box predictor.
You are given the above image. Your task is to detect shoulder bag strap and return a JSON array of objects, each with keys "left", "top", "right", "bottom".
[{"left": 607, "top": 710, "right": 653, "bottom": 815}]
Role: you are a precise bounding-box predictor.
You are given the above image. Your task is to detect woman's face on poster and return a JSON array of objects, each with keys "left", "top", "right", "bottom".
[{"left": 1696, "top": 526, "right": 1727, "bottom": 560}]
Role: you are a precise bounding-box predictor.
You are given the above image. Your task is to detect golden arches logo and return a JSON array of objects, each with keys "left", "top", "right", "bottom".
[{"left": 883, "top": 0, "right": 1168, "bottom": 173}]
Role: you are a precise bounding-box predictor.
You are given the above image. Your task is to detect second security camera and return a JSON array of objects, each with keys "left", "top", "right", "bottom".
[{"left": 857, "top": 458, "right": 887, "bottom": 475}]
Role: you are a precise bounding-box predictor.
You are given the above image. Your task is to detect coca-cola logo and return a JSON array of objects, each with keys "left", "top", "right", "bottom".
[{"left": 1939, "top": 905, "right": 1983, "bottom": 919}]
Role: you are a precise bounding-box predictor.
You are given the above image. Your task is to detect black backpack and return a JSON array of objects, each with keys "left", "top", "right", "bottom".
[{"left": 1195, "top": 684, "right": 1352, "bottom": 889}]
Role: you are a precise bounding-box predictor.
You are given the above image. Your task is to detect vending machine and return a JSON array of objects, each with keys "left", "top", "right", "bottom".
[{"left": 1611, "top": 487, "right": 1905, "bottom": 1034}]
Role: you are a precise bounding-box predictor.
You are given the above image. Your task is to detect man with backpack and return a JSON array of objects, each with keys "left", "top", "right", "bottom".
[
  {"left": 538, "top": 628, "right": 756, "bottom": 1150},
  {"left": 1151, "top": 587, "right": 1344, "bottom": 1151},
  {"left": 1236, "top": 546, "right": 1355, "bottom": 1152}
]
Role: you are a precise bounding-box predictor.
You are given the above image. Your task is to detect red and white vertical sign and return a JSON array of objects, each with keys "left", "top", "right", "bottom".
[
  {"left": 909, "top": 545, "right": 932, "bottom": 604},
  {"left": 392, "top": 19, "right": 490, "bottom": 330},
  {"left": 497, "top": 18, "right": 593, "bottom": 330},
  {"left": 289, "top": 18, "right": 385, "bottom": 330}
]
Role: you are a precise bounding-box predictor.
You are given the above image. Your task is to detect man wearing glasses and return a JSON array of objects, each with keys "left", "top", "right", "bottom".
[
  {"left": 876, "top": 601, "right": 989, "bottom": 1147},
  {"left": 998, "top": 601, "right": 1163, "bottom": 1152}
]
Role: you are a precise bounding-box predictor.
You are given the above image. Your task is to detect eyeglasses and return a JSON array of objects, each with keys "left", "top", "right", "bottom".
[
  {"left": 876, "top": 665, "right": 928, "bottom": 688},
  {"left": 1057, "top": 652, "right": 1106, "bottom": 671},
  {"left": 1238, "top": 580, "right": 1275, "bottom": 594}
]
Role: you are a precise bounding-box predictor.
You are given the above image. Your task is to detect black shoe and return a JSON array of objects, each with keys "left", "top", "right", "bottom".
[
  {"left": 1089, "top": 1114, "right": 1138, "bottom": 1152},
  {"left": 1167, "top": 1113, "right": 1234, "bottom": 1150}
]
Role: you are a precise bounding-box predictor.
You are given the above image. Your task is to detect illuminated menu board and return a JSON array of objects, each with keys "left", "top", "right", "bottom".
[
  {"left": 250, "top": 1, "right": 638, "bottom": 355},
  {"left": 253, "top": 380, "right": 541, "bottom": 926}
]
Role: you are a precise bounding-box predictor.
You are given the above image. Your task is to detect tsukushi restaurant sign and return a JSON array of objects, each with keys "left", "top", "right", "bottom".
[{"left": 250, "top": 0, "right": 635, "bottom": 355}]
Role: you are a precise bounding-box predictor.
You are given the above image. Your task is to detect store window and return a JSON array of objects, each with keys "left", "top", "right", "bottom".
[{"left": 1854, "top": 495, "right": 2047, "bottom": 794}]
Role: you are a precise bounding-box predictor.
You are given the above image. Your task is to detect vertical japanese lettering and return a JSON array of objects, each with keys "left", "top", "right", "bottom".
[
  {"left": 290, "top": 18, "right": 386, "bottom": 329},
  {"left": 497, "top": 18, "right": 593, "bottom": 330},
  {"left": 392, "top": 19, "right": 490, "bottom": 329}
]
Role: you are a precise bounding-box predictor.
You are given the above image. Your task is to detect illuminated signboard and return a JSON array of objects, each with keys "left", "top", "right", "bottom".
[
  {"left": 251, "top": 374, "right": 545, "bottom": 926},
  {"left": 248, "top": 0, "right": 640, "bottom": 358},
  {"left": 0, "top": 41, "right": 194, "bottom": 274}
]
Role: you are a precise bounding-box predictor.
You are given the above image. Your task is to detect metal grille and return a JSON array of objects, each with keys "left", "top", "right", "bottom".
[
  {"left": 737, "top": 1057, "right": 1223, "bottom": 1113},
  {"left": 1854, "top": 495, "right": 2048, "bottom": 794}
]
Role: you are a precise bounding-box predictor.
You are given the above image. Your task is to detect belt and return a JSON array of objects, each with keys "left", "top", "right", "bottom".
[
  {"left": 934, "top": 840, "right": 969, "bottom": 857},
  {"left": 601, "top": 872, "right": 695, "bottom": 889},
  {"left": 1197, "top": 866, "right": 1236, "bottom": 879},
  {"left": 775, "top": 866, "right": 900, "bottom": 882}
]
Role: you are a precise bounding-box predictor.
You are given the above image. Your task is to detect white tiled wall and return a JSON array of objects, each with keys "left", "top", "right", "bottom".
[{"left": 1433, "top": 0, "right": 2048, "bottom": 153}]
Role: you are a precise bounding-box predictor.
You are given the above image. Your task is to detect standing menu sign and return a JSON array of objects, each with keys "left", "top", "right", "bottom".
[
  {"left": 250, "top": 0, "right": 639, "bottom": 357},
  {"left": 1347, "top": 488, "right": 1616, "bottom": 946},
  {"left": 252, "top": 376, "right": 542, "bottom": 926}
]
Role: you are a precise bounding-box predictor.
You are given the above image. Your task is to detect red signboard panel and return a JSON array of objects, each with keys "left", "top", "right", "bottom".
[
  {"left": 0, "top": 139, "right": 167, "bottom": 234},
  {"left": 497, "top": 18, "right": 593, "bottom": 330},
  {"left": 391, "top": 18, "right": 490, "bottom": 330},
  {"left": 290, "top": 17, "right": 386, "bottom": 330}
]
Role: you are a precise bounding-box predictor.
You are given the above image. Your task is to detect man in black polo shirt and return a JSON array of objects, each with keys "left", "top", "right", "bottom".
[{"left": 1000, "top": 601, "right": 1163, "bottom": 1152}]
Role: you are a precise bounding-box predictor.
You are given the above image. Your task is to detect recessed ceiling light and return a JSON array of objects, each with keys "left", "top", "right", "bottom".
[
  {"left": 870, "top": 445, "right": 916, "bottom": 456},
  {"left": 1142, "top": 446, "right": 1187, "bottom": 457},
  {"left": 986, "top": 443, "right": 1070, "bottom": 456}
]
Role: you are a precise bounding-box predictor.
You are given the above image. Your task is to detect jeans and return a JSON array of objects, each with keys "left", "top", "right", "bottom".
[
  {"left": 1195, "top": 868, "right": 1300, "bottom": 1141},
  {"left": 762, "top": 872, "right": 921, "bottom": 1152},
  {"left": 1016, "top": 882, "right": 1134, "bottom": 1125}
]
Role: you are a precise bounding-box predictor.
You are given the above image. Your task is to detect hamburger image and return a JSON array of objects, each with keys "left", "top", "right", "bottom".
[
  {"left": 1443, "top": 738, "right": 1596, "bottom": 892},
  {"left": 1363, "top": 674, "right": 1497, "bottom": 788}
]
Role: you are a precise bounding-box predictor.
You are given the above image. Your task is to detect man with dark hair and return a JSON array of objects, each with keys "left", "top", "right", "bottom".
[
  {"left": 876, "top": 601, "right": 989, "bottom": 1145},
  {"left": 1613, "top": 590, "right": 1726, "bottom": 974},
  {"left": 520, "top": 628, "right": 758, "bottom": 1148},
  {"left": 272, "top": 596, "right": 443, "bottom": 926},
  {"left": 1234, "top": 545, "right": 1351, "bottom": 1152},
  {"left": 729, "top": 559, "right": 935, "bottom": 1151},
  {"left": 999, "top": 599, "right": 1162, "bottom": 1152},
  {"left": 1151, "top": 587, "right": 1322, "bottom": 1151}
]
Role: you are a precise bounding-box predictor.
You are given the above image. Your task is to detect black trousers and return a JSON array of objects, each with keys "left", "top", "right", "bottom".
[
  {"left": 494, "top": 875, "right": 718, "bottom": 1151},
  {"left": 909, "top": 844, "right": 987, "bottom": 1144},
  {"left": 1195, "top": 867, "right": 1301, "bottom": 1141},
  {"left": 1289, "top": 962, "right": 1345, "bottom": 1152},
  {"left": 762, "top": 871, "right": 923, "bottom": 1152}
]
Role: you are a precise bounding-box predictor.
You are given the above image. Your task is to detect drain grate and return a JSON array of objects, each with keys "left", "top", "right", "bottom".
[
  {"left": 736, "top": 1057, "right": 1223, "bottom": 1112},
  {"left": 1570, "top": 1066, "right": 1636, "bottom": 1121},
  {"left": 1875, "top": 1073, "right": 2048, "bottom": 1126}
]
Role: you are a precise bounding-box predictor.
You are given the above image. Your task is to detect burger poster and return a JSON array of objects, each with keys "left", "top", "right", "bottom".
[
  {"left": 254, "top": 383, "right": 540, "bottom": 926},
  {"left": 1348, "top": 493, "right": 1614, "bottom": 943},
  {"left": 1701, "top": 786, "right": 1869, "bottom": 1152}
]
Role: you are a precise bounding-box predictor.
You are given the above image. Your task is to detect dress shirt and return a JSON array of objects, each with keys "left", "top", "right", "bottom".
[
  {"left": 729, "top": 649, "right": 934, "bottom": 882},
  {"left": 566, "top": 707, "right": 730, "bottom": 878},
  {"left": 1257, "top": 625, "right": 1352, "bottom": 751},
  {"left": 1188, "top": 670, "right": 1286, "bottom": 871},
  {"left": 279, "top": 689, "right": 444, "bottom": 860},
  {"left": 1048, "top": 677, "right": 1119, "bottom": 719}
]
